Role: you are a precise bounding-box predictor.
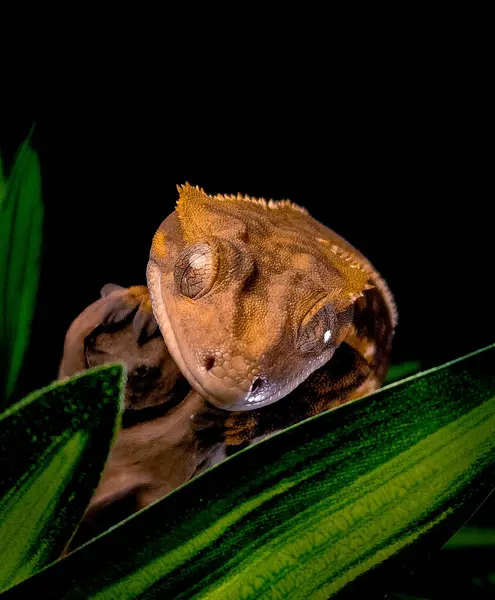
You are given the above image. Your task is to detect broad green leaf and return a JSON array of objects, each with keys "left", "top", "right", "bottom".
[
  {"left": 0, "top": 154, "right": 5, "bottom": 204},
  {"left": 3, "top": 345, "right": 495, "bottom": 599},
  {"left": 0, "top": 364, "right": 125, "bottom": 593},
  {"left": 385, "top": 360, "right": 422, "bottom": 383},
  {"left": 388, "top": 518, "right": 495, "bottom": 599},
  {"left": 389, "top": 495, "right": 495, "bottom": 599},
  {"left": 444, "top": 526, "right": 495, "bottom": 548},
  {"left": 0, "top": 138, "right": 43, "bottom": 407}
]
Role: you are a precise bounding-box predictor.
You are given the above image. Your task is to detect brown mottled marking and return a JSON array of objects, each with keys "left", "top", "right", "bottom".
[
  {"left": 58, "top": 284, "right": 189, "bottom": 411},
  {"left": 60, "top": 184, "right": 397, "bottom": 544},
  {"left": 148, "top": 183, "right": 397, "bottom": 415}
]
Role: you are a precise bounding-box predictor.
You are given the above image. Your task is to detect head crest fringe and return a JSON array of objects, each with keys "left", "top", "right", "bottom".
[{"left": 177, "top": 182, "right": 308, "bottom": 215}]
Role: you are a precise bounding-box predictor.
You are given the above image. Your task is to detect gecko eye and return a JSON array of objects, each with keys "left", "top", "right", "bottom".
[
  {"left": 297, "top": 302, "right": 337, "bottom": 354},
  {"left": 174, "top": 242, "right": 217, "bottom": 299}
]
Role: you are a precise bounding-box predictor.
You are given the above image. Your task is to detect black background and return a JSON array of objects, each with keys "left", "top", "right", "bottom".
[{"left": 1, "top": 106, "right": 492, "bottom": 402}]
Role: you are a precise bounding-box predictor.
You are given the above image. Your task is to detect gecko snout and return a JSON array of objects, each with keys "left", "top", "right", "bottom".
[{"left": 198, "top": 350, "right": 264, "bottom": 410}]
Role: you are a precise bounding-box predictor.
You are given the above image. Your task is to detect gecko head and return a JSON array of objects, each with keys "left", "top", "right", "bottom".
[{"left": 146, "top": 184, "right": 372, "bottom": 411}]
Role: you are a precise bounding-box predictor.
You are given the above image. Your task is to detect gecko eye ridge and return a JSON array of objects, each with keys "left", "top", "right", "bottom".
[
  {"left": 296, "top": 302, "right": 336, "bottom": 354},
  {"left": 174, "top": 242, "right": 217, "bottom": 299}
]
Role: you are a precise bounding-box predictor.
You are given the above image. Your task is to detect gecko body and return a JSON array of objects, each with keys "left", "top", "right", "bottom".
[
  {"left": 59, "top": 184, "right": 397, "bottom": 545},
  {"left": 147, "top": 183, "right": 396, "bottom": 417}
]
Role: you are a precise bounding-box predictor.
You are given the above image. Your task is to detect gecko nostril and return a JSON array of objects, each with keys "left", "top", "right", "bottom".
[
  {"left": 251, "top": 377, "right": 262, "bottom": 394},
  {"left": 204, "top": 356, "right": 215, "bottom": 371}
]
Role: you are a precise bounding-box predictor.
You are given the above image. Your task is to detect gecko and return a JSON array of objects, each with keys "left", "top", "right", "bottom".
[
  {"left": 146, "top": 183, "right": 397, "bottom": 442},
  {"left": 59, "top": 183, "right": 397, "bottom": 546}
]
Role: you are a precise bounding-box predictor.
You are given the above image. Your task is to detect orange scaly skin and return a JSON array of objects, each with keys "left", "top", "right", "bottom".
[
  {"left": 147, "top": 184, "right": 397, "bottom": 441},
  {"left": 59, "top": 184, "right": 397, "bottom": 546}
]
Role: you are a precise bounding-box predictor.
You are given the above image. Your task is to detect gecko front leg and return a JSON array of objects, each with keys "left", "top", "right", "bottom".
[{"left": 59, "top": 284, "right": 190, "bottom": 413}]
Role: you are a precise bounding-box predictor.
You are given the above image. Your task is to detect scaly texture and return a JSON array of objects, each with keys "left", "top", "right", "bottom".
[
  {"left": 58, "top": 184, "right": 397, "bottom": 535},
  {"left": 147, "top": 183, "right": 397, "bottom": 413}
]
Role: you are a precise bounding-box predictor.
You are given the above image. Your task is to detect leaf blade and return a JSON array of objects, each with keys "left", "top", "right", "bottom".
[
  {"left": 3, "top": 345, "right": 495, "bottom": 599},
  {"left": 0, "top": 364, "right": 125, "bottom": 592},
  {"left": 385, "top": 360, "right": 422, "bottom": 383},
  {"left": 0, "top": 139, "right": 44, "bottom": 407},
  {"left": 0, "top": 432, "right": 88, "bottom": 586},
  {"left": 0, "top": 153, "right": 5, "bottom": 205}
]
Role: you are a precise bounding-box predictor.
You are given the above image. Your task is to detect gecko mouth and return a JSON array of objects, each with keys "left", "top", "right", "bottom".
[
  {"left": 147, "top": 261, "right": 269, "bottom": 410},
  {"left": 147, "top": 260, "right": 306, "bottom": 411}
]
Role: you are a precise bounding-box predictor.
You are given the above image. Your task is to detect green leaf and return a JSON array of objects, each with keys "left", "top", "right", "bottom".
[
  {"left": 388, "top": 515, "right": 495, "bottom": 599},
  {"left": 385, "top": 360, "right": 422, "bottom": 383},
  {"left": 3, "top": 345, "right": 495, "bottom": 599},
  {"left": 0, "top": 364, "right": 125, "bottom": 593},
  {"left": 0, "top": 154, "right": 5, "bottom": 205},
  {"left": 0, "top": 138, "right": 44, "bottom": 407},
  {"left": 444, "top": 526, "right": 495, "bottom": 548}
]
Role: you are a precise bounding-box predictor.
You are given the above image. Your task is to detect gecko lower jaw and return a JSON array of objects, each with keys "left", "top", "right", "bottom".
[
  {"left": 205, "top": 368, "right": 312, "bottom": 411},
  {"left": 190, "top": 374, "right": 268, "bottom": 411},
  {"left": 206, "top": 392, "right": 266, "bottom": 411}
]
